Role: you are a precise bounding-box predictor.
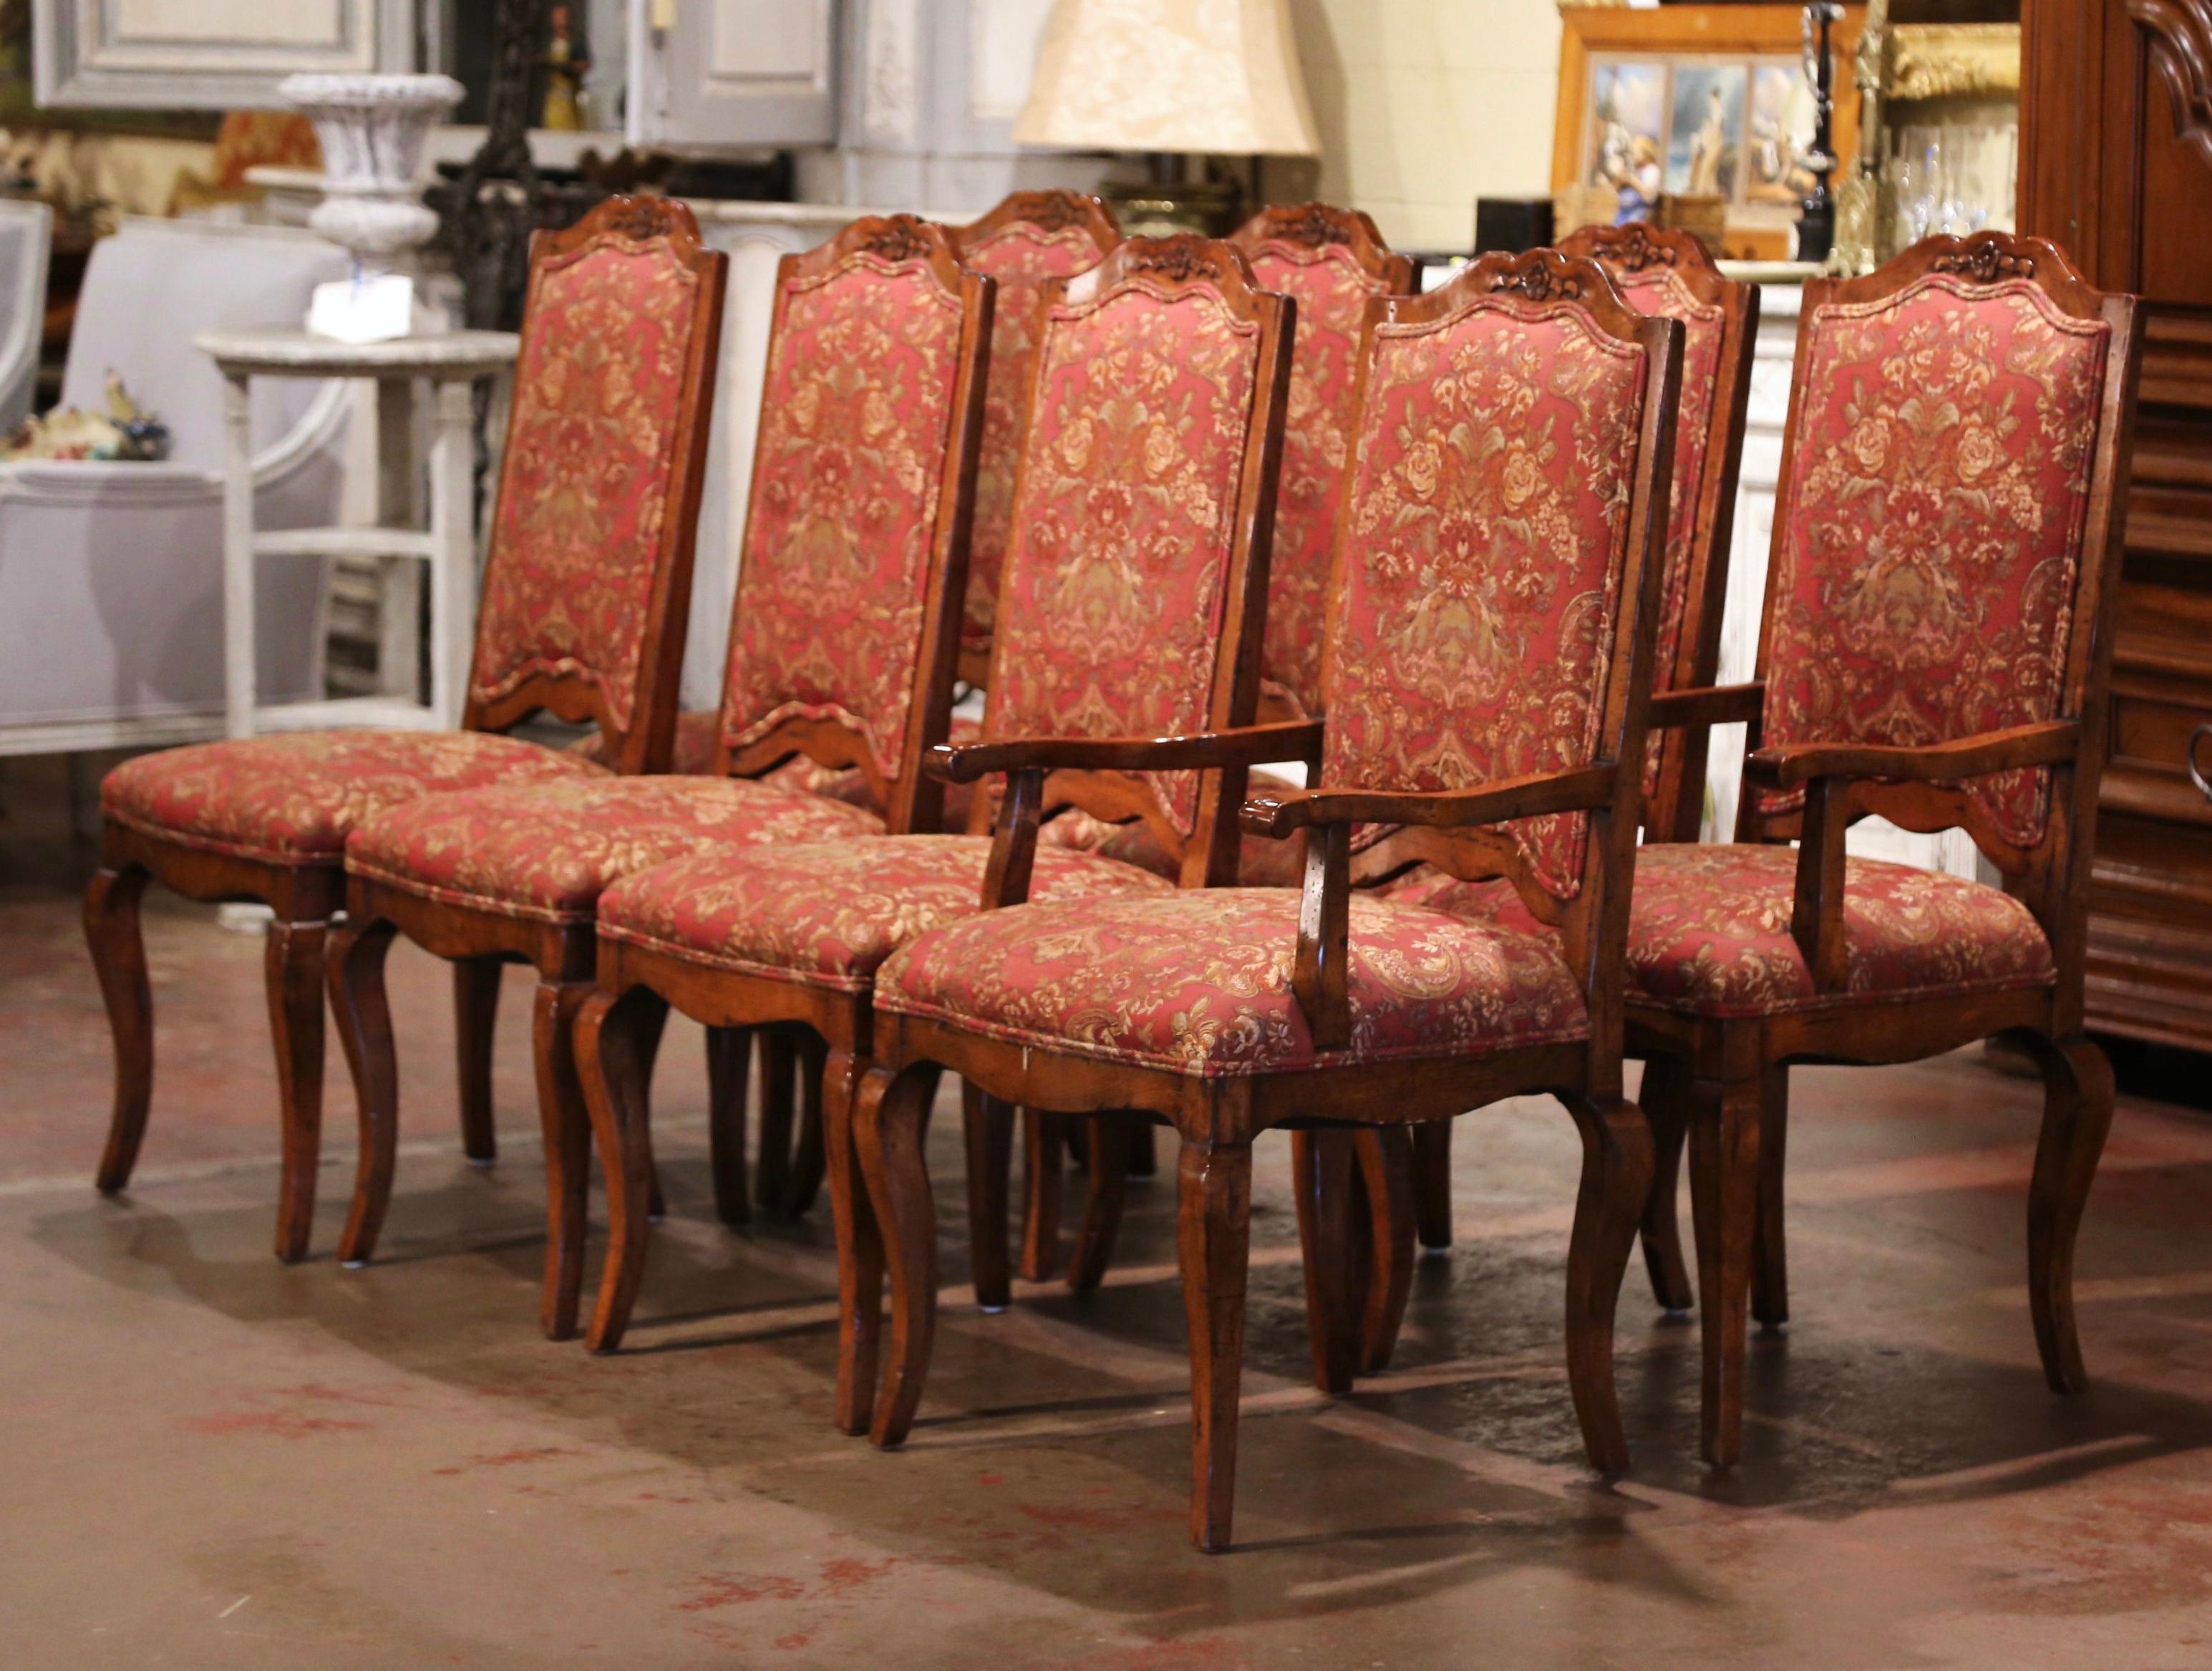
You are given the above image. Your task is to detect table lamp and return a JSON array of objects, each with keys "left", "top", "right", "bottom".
[{"left": 1012, "top": 0, "right": 1321, "bottom": 236}]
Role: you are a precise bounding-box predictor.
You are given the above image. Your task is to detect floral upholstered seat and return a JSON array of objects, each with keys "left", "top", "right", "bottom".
[
  {"left": 101, "top": 730, "right": 602, "bottom": 866},
  {"left": 347, "top": 776, "right": 881, "bottom": 926},
  {"left": 877, "top": 890, "right": 1586, "bottom": 1077},
  {"left": 1393, "top": 845, "right": 2055, "bottom": 1019},
  {"left": 600, "top": 835, "right": 1171, "bottom": 993}
]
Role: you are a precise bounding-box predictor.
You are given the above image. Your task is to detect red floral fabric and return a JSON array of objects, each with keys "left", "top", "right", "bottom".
[
  {"left": 470, "top": 236, "right": 705, "bottom": 732},
  {"left": 719, "top": 254, "right": 967, "bottom": 785},
  {"left": 346, "top": 775, "right": 880, "bottom": 925},
  {"left": 1760, "top": 276, "right": 2110, "bottom": 848},
  {"left": 957, "top": 222, "right": 1115, "bottom": 659},
  {"left": 876, "top": 889, "right": 1588, "bottom": 1079},
  {"left": 1612, "top": 266, "right": 1726, "bottom": 799},
  {"left": 984, "top": 282, "right": 1262, "bottom": 838},
  {"left": 1322, "top": 299, "right": 1648, "bottom": 899},
  {"left": 1039, "top": 767, "right": 1306, "bottom": 886},
  {"left": 102, "top": 732, "right": 601, "bottom": 866},
  {"left": 1388, "top": 842, "right": 2055, "bottom": 1019},
  {"left": 1242, "top": 240, "right": 1396, "bottom": 717},
  {"left": 565, "top": 707, "right": 722, "bottom": 774},
  {"left": 596, "top": 834, "right": 1171, "bottom": 994}
]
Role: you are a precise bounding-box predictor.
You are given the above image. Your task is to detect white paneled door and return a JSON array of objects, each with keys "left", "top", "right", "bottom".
[
  {"left": 34, "top": 0, "right": 412, "bottom": 108},
  {"left": 629, "top": 0, "right": 840, "bottom": 150}
]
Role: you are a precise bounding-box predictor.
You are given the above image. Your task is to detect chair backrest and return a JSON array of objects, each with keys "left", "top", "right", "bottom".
[
  {"left": 714, "top": 213, "right": 994, "bottom": 836},
  {"left": 0, "top": 198, "right": 52, "bottom": 435},
  {"left": 981, "top": 233, "right": 1295, "bottom": 887},
  {"left": 947, "top": 190, "right": 1121, "bottom": 682},
  {"left": 1229, "top": 203, "right": 1411, "bottom": 721},
  {"left": 1557, "top": 221, "right": 1757, "bottom": 841},
  {"left": 1745, "top": 232, "right": 2140, "bottom": 964},
  {"left": 63, "top": 218, "right": 348, "bottom": 469},
  {"left": 463, "top": 196, "right": 729, "bottom": 775},
  {"left": 1321, "top": 250, "right": 1683, "bottom": 989}
]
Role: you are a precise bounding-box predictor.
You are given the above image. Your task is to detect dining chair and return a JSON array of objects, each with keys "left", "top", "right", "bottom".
[
  {"left": 84, "top": 196, "right": 721, "bottom": 1263},
  {"left": 857, "top": 247, "right": 1687, "bottom": 1550}
]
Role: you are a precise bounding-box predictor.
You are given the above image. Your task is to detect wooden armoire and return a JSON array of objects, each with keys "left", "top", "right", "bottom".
[{"left": 2020, "top": 0, "right": 2212, "bottom": 1050}]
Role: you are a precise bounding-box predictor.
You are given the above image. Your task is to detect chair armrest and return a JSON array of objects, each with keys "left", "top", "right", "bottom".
[
  {"left": 1743, "top": 720, "right": 2080, "bottom": 793},
  {"left": 929, "top": 719, "right": 1326, "bottom": 783},
  {"left": 1649, "top": 681, "right": 1762, "bottom": 732},
  {"left": 1241, "top": 763, "right": 1617, "bottom": 839}
]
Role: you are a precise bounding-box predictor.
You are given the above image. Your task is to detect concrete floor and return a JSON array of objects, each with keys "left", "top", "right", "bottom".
[{"left": 6, "top": 756, "right": 2212, "bottom": 1668}]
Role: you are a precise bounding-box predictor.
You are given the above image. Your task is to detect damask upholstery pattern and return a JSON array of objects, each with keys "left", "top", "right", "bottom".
[
  {"left": 1389, "top": 843, "right": 2055, "bottom": 1019},
  {"left": 1759, "top": 276, "right": 2110, "bottom": 848},
  {"left": 1039, "top": 767, "right": 1306, "bottom": 886},
  {"left": 1612, "top": 266, "right": 1725, "bottom": 798},
  {"left": 596, "top": 834, "right": 1173, "bottom": 993},
  {"left": 345, "top": 775, "right": 881, "bottom": 926},
  {"left": 957, "top": 222, "right": 1115, "bottom": 659},
  {"left": 468, "top": 238, "right": 704, "bottom": 732},
  {"left": 876, "top": 889, "right": 1589, "bottom": 1079},
  {"left": 984, "top": 282, "right": 1262, "bottom": 838},
  {"left": 102, "top": 732, "right": 603, "bottom": 867},
  {"left": 1242, "top": 240, "right": 1396, "bottom": 717},
  {"left": 1322, "top": 299, "right": 1648, "bottom": 898},
  {"left": 719, "top": 255, "right": 966, "bottom": 785}
]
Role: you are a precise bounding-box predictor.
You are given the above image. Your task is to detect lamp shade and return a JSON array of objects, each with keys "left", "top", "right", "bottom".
[{"left": 1012, "top": 0, "right": 1321, "bottom": 158}]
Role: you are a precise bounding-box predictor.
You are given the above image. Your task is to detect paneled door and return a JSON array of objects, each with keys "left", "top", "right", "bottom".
[
  {"left": 628, "top": 0, "right": 840, "bottom": 149},
  {"left": 34, "top": 0, "right": 412, "bottom": 108}
]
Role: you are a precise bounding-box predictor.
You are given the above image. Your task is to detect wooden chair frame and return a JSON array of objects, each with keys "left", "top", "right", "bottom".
[
  {"left": 1624, "top": 231, "right": 2144, "bottom": 1468},
  {"left": 82, "top": 196, "right": 722, "bottom": 1264},
  {"left": 571, "top": 235, "right": 1296, "bottom": 1395},
  {"left": 856, "top": 250, "right": 1688, "bottom": 1551},
  {"left": 323, "top": 215, "right": 986, "bottom": 1340}
]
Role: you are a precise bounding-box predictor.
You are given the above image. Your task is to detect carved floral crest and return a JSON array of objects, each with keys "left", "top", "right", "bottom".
[{"left": 1930, "top": 237, "right": 2038, "bottom": 284}]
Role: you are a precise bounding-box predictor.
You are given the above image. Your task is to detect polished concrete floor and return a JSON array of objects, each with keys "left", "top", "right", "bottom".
[{"left": 6, "top": 757, "right": 2212, "bottom": 1667}]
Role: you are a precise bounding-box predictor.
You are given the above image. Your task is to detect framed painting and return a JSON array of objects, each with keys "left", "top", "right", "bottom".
[{"left": 1553, "top": 4, "right": 1866, "bottom": 261}]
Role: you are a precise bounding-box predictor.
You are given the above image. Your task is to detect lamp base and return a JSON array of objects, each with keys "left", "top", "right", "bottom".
[{"left": 1102, "top": 177, "right": 1241, "bottom": 238}]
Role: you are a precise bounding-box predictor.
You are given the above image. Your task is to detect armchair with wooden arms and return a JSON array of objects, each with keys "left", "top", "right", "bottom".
[{"left": 856, "top": 248, "right": 1686, "bottom": 1550}]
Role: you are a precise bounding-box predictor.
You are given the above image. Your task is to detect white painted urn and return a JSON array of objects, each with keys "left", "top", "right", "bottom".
[{"left": 278, "top": 73, "right": 465, "bottom": 268}]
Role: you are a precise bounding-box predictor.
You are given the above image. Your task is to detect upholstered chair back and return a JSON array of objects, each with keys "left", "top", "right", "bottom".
[
  {"left": 1558, "top": 222, "right": 1757, "bottom": 839},
  {"left": 1229, "top": 204, "right": 1411, "bottom": 722},
  {"left": 1319, "top": 250, "right": 1682, "bottom": 942},
  {"left": 1745, "top": 233, "right": 2138, "bottom": 895},
  {"left": 981, "top": 233, "right": 1295, "bottom": 886},
  {"left": 948, "top": 190, "right": 1121, "bottom": 682},
  {"left": 464, "top": 196, "right": 727, "bottom": 774},
  {"left": 715, "top": 214, "right": 994, "bottom": 836}
]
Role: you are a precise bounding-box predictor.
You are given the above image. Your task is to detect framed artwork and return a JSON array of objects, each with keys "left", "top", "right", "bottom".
[{"left": 1553, "top": 4, "right": 1865, "bottom": 261}]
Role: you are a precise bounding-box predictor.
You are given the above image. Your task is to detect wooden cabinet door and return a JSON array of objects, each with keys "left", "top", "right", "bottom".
[
  {"left": 33, "top": 0, "right": 412, "bottom": 109},
  {"left": 629, "top": 0, "right": 840, "bottom": 148}
]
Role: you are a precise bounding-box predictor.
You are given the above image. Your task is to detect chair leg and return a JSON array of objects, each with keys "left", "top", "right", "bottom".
[
  {"left": 1685, "top": 1073, "right": 1760, "bottom": 1468},
  {"left": 1289, "top": 1128, "right": 1359, "bottom": 1395},
  {"left": 2019, "top": 1031, "right": 2115, "bottom": 1395},
  {"left": 1636, "top": 1055, "right": 1697, "bottom": 1314},
  {"left": 85, "top": 863, "right": 154, "bottom": 1199},
  {"left": 1017, "top": 1108, "right": 1064, "bottom": 1282},
  {"left": 961, "top": 1084, "right": 1014, "bottom": 1312},
  {"left": 1561, "top": 1092, "right": 1655, "bottom": 1478},
  {"left": 532, "top": 979, "right": 597, "bottom": 1341},
  {"left": 704, "top": 1025, "right": 752, "bottom": 1227},
  {"left": 756, "top": 1028, "right": 798, "bottom": 1211},
  {"left": 263, "top": 916, "right": 330, "bottom": 1265},
  {"left": 823, "top": 1047, "right": 882, "bottom": 1433},
  {"left": 782, "top": 1030, "right": 829, "bottom": 1216},
  {"left": 326, "top": 916, "right": 398, "bottom": 1268},
  {"left": 1178, "top": 1138, "right": 1253, "bottom": 1554},
  {"left": 1354, "top": 1127, "right": 1416, "bottom": 1374},
  {"left": 1067, "top": 1114, "right": 1132, "bottom": 1291},
  {"left": 1410, "top": 1120, "right": 1454, "bottom": 1252},
  {"left": 855, "top": 1062, "right": 942, "bottom": 1448},
  {"left": 1751, "top": 1063, "right": 1790, "bottom": 1329},
  {"left": 579, "top": 985, "right": 666, "bottom": 1353},
  {"left": 632, "top": 1000, "right": 669, "bottom": 1223},
  {"left": 452, "top": 957, "right": 501, "bottom": 1166}
]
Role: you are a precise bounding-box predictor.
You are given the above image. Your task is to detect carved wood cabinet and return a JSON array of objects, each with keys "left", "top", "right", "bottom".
[{"left": 2020, "top": 0, "right": 2212, "bottom": 1050}]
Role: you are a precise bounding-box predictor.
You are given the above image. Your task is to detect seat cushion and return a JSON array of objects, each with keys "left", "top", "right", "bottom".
[
  {"left": 1389, "top": 843, "right": 2057, "bottom": 1020},
  {"left": 596, "top": 834, "right": 1173, "bottom": 994},
  {"left": 876, "top": 889, "right": 1588, "bottom": 1080},
  {"left": 102, "top": 731, "right": 603, "bottom": 866},
  {"left": 346, "top": 775, "right": 882, "bottom": 925}
]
